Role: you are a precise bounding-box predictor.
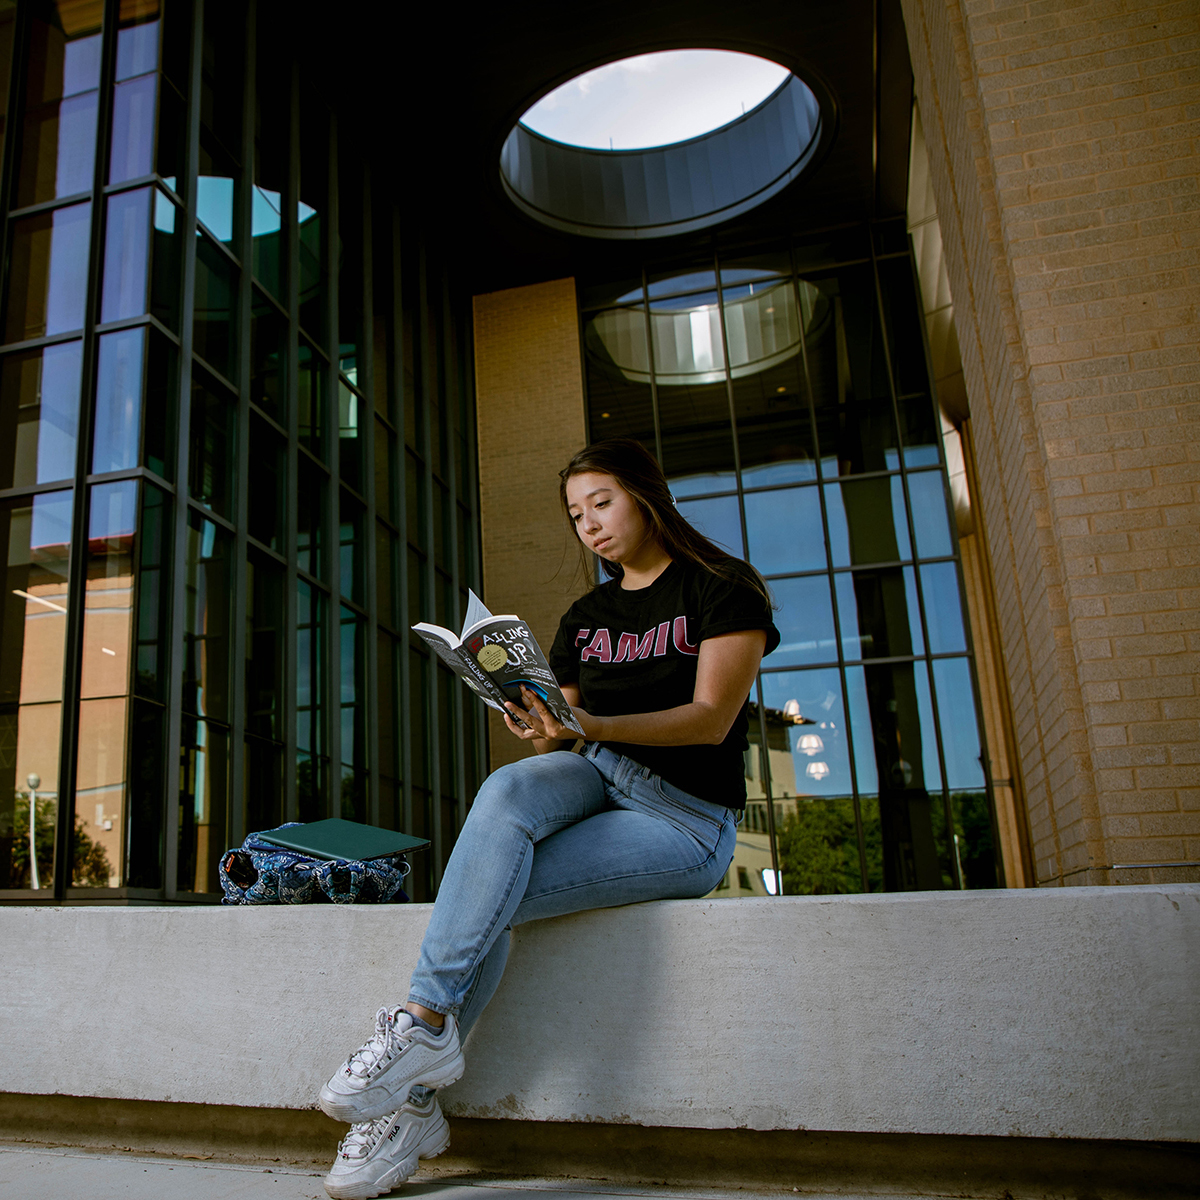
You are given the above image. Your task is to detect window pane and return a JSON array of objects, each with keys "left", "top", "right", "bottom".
[
  {"left": 17, "top": 18, "right": 101, "bottom": 206},
  {"left": 765, "top": 574, "right": 838, "bottom": 668},
  {"left": 297, "top": 580, "right": 326, "bottom": 820},
  {"left": 193, "top": 233, "right": 236, "bottom": 379},
  {"left": 244, "top": 735, "right": 282, "bottom": 836},
  {"left": 183, "top": 512, "right": 233, "bottom": 722},
  {"left": 297, "top": 454, "right": 326, "bottom": 577},
  {"left": 339, "top": 380, "right": 363, "bottom": 492},
  {"left": 744, "top": 486, "right": 825, "bottom": 575},
  {"left": 101, "top": 187, "right": 151, "bottom": 322},
  {"left": 340, "top": 604, "right": 365, "bottom": 768},
  {"left": 108, "top": 72, "right": 156, "bottom": 184},
  {"left": 835, "top": 567, "right": 924, "bottom": 660},
  {"left": 188, "top": 376, "right": 235, "bottom": 518},
  {"left": 252, "top": 28, "right": 287, "bottom": 304},
  {"left": 932, "top": 657, "right": 986, "bottom": 792},
  {"left": 116, "top": 12, "right": 159, "bottom": 81},
  {"left": 92, "top": 326, "right": 145, "bottom": 473},
  {"left": 4, "top": 203, "right": 91, "bottom": 342},
  {"left": 908, "top": 470, "right": 954, "bottom": 559},
  {"left": 374, "top": 418, "right": 395, "bottom": 522},
  {"left": 759, "top": 667, "right": 853, "bottom": 801},
  {"left": 150, "top": 187, "right": 182, "bottom": 329},
  {"left": 677, "top": 493, "right": 743, "bottom": 558},
  {"left": 298, "top": 339, "right": 326, "bottom": 459},
  {"left": 339, "top": 490, "right": 363, "bottom": 603},
  {"left": 660, "top": 380, "right": 736, "bottom": 490},
  {"left": 376, "top": 522, "right": 397, "bottom": 631},
  {"left": 584, "top": 308, "right": 656, "bottom": 448},
  {"left": 245, "top": 552, "right": 285, "bottom": 741},
  {"left": 247, "top": 413, "right": 284, "bottom": 550},
  {"left": 777, "top": 795, "right": 864, "bottom": 895},
  {"left": 133, "top": 483, "right": 171, "bottom": 702},
  {"left": 250, "top": 292, "right": 286, "bottom": 420},
  {"left": 825, "top": 476, "right": 912, "bottom": 567},
  {"left": 0, "top": 341, "right": 82, "bottom": 488},
  {"left": 920, "top": 562, "right": 967, "bottom": 654},
  {"left": 0, "top": 491, "right": 71, "bottom": 890},
  {"left": 178, "top": 716, "right": 227, "bottom": 894},
  {"left": 733, "top": 359, "right": 817, "bottom": 487},
  {"left": 298, "top": 92, "right": 327, "bottom": 344}
]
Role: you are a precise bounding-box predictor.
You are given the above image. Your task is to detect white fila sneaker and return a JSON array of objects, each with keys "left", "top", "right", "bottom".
[
  {"left": 323, "top": 1096, "right": 451, "bottom": 1199},
  {"left": 319, "top": 1006, "right": 465, "bottom": 1124}
]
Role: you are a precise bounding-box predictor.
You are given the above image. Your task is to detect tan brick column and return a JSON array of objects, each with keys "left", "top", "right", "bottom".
[
  {"left": 900, "top": 0, "right": 1199, "bottom": 883},
  {"left": 473, "top": 278, "right": 589, "bottom": 772}
]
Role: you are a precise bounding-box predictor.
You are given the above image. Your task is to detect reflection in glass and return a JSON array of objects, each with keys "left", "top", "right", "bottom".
[
  {"left": 245, "top": 552, "right": 285, "bottom": 741},
  {"left": 101, "top": 187, "right": 151, "bottom": 322},
  {"left": 584, "top": 314, "right": 655, "bottom": 449},
  {"left": 297, "top": 455, "right": 325, "bottom": 577},
  {"left": 125, "top": 696, "right": 165, "bottom": 888},
  {"left": 732, "top": 357, "right": 815, "bottom": 484},
  {"left": 932, "top": 657, "right": 985, "bottom": 792},
  {"left": 178, "top": 717, "right": 227, "bottom": 893},
  {"left": 0, "top": 341, "right": 82, "bottom": 488},
  {"left": 194, "top": 232, "right": 236, "bottom": 379},
  {"left": 920, "top": 562, "right": 967, "bottom": 654},
  {"left": 108, "top": 72, "right": 156, "bottom": 183},
  {"left": 777, "top": 796, "right": 866, "bottom": 895},
  {"left": 150, "top": 188, "right": 181, "bottom": 328},
  {"left": 744, "top": 486, "right": 824, "bottom": 575},
  {"left": 183, "top": 513, "right": 232, "bottom": 723},
  {"left": 339, "top": 380, "right": 362, "bottom": 493},
  {"left": 298, "top": 339, "right": 326, "bottom": 458},
  {"left": 759, "top": 667, "right": 852, "bottom": 801},
  {"left": 0, "top": 491, "right": 72, "bottom": 889},
  {"left": 907, "top": 470, "right": 953, "bottom": 559},
  {"left": 340, "top": 607, "right": 366, "bottom": 820},
  {"left": 133, "top": 484, "right": 170, "bottom": 702},
  {"left": 250, "top": 293, "right": 286, "bottom": 419},
  {"left": 75, "top": 480, "right": 139, "bottom": 888},
  {"left": 825, "top": 476, "right": 912, "bottom": 567},
  {"left": 340, "top": 491, "right": 363, "bottom": 603},
  {"left": 253, "top": 27, "right": 288, "bottom": 303},
  {"left": 853, "top": 660, "right": 948, "bottom": 890},
  {"left": 659, "top": 380, "right": 736, "bottom": 486},
  {"left": 92, "top": 327, "right": 144, "bottom": 473},
  {"left": 247, "top": 414, "right": 284, "bottom": 550},
  {"left": 677, "top": 493, "right": 742, "bottom": 557},
  {"left": 4, "top": 203, "right": 91, "bottom": 342},
  {"left": 298, "top": 91, "right": 327, "bottom": 341},
  {"left": 17, "top": 20, "right": 101, "bottom": 206},
  {"left": 252, "top": 187, "right": 283, "bottom": 299},
  {"left": 765, "top": 575, "right": 838, "bottom": 668},
  {"left": 297, "top": 580, "right": 326, "bottom": 822},
  {"left": 835, "top": 567, "right": 924, "bottom": 660},
  {"left": 188, "top": 377, "right": 235, "bottom": 518},
  {"left": 116, "top": 14, "right": 159, "bottom": 80},
  {"left": 197, "top": 169, "right": 235, "bottom": 243},
  {"left": 245, "top": 735, "right": 282, "bottom": 837}
]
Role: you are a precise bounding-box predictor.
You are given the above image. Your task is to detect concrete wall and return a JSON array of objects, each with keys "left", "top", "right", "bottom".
[
  {"left": 900, "top": 0, "right": 1200, "bottom": 885},
  {"left": 2, "top": 887, "right": 1197, "bottom": 1142},
  {"left": 472, "top": 278, "right": 589, "bottom": 773}
]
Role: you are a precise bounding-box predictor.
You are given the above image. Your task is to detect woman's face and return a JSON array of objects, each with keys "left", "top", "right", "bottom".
[{"left": 565, "top": 472, "right": 652, "bottom": 565}]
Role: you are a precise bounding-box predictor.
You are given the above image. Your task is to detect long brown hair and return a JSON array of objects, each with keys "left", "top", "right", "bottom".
[{"left": 558, "top": 437, "right": 773, "bottom": 606}]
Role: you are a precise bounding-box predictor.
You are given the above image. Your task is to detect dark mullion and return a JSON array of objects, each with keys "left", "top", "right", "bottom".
[
  {"left": 226, "top": 0, "right": 256, "bottom": 859},
  {"left": 440, "top": 274, "right": 467, "bottom": 838},
  {"left": 52, "top": 0, "right": 121, "bottom": 899},
  {"left": 788, "top": 247, "right": 870, "bottom": 892},
  {"left": 359, "top": 160, "right": 380, "bottom": 827},
  {"left": 161, "top": 0, "right": 205, "bottom": 899},
  {"left": 417, "top": 242, "right": 443, "bottom": 885},
  {"left": 640, "top": 266, "right": 662, "bottom": 463},
  {"left": 282, "top": 60, "right": 300, "bottom": 826},
  {"left": 323, "top": 107, "right": 341, "bottom": 811},
  {"left": 869, "top": 235, "right": 960, "bottom": 888},
  {"left": 392, "top": 209, "right": 414, "bottom": 840}
]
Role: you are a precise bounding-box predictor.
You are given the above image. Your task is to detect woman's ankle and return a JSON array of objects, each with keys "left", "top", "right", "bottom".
[{"left": 404, "top": 1001, "right": 445, "bottom": 1029}]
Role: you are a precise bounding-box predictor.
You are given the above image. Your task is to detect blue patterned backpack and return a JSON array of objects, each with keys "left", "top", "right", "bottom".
[{"left": 219, "top": 824, "right": 411, "bottom": 905}]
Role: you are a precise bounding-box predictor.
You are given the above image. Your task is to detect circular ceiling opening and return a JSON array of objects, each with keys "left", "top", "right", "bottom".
[{"left": 500, "top": 50, "right": 828, "bottom": 241}]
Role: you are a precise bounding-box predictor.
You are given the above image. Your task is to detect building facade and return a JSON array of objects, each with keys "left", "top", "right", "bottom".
[{"left": 0, "top": 0, "right": 1195, "bottom": 906}]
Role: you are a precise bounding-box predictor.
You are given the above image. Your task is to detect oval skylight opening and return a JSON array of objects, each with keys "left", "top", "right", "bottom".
[{"left": 521, "top": 50, "right": 792, "bottom": 151}]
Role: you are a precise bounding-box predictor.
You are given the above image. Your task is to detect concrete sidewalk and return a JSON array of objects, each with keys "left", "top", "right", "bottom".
[{"left": 0, "top": 1144, "right": 897, "bottom": 1200}]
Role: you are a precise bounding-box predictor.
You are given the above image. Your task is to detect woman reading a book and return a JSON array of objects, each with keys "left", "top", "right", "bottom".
[{"left": 320, "top": 437, "right": 779, "bottom": 1199}]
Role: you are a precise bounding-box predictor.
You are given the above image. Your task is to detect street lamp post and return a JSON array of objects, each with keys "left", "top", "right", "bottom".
[{"left": 27, "top": 773, "right": 40, "bottom": 890}]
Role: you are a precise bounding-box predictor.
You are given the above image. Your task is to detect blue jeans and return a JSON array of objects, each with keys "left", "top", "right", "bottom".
[{"left": 407, "top": 743, "right": 738, "bottom": 1040}]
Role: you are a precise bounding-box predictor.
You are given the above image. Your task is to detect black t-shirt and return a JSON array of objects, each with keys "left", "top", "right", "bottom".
[{"left": 549, "top": 559, "right": 780, "bottom": 807}]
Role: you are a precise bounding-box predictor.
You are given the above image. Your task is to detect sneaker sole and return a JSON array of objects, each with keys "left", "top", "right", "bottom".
[
  {"left": 319, "top": 1050, "right": 466, "bottom": 1124},
  {"left": 323, "top": 1118, "right": 451, "bottom": 1200}
]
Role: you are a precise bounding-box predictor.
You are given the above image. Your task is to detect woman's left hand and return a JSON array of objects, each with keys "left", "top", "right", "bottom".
[{"left": 503, "top": 686, "right": 591, "bottom": 743}]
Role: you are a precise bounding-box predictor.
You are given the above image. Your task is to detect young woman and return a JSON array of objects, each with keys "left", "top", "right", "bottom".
[{"left": 320, "top": 437, "right": 779, "bottom": 1199}]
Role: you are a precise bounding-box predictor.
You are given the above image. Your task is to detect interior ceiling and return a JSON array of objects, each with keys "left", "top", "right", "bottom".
[{"left": 290, "top": 0, "right": 913, "bottom": 296}]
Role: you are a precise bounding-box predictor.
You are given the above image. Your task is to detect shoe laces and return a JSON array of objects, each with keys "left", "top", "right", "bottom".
[
  {"left": 346, "top": 1005, "right": 412, "bottom": 1080},
  {"left": 337, "top": 1115, "right": 392, "bottom": 1160}
]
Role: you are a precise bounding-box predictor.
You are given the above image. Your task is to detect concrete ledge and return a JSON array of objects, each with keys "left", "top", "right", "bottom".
[
  {"left": 2, "top": 1095, "right": 1198, "bottom": 1199},
  {"left": 2, "top": 888, "right": 1198, "bottom": 1143}
]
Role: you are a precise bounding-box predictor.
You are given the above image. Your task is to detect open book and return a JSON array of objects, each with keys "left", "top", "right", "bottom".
[{"left": 413, "top": 591, "right": 585, "bottom": 737}]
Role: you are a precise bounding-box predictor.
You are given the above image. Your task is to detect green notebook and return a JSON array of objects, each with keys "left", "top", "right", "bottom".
[{"left": 259, "top": 818, "right": 429, "bottom": 861}]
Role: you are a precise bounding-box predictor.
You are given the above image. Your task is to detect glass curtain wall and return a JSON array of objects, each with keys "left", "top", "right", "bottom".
[
  {"left": 0, "top": 0, "right": 482, "bottom": 903},
  {"left": 581, "top": 223, "right": 1000, "bottom": 896}
]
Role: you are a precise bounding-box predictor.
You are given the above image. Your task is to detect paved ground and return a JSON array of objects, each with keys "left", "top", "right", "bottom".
[{"left": 0, "top": 1144, "right": 912, "bottom": 1200}]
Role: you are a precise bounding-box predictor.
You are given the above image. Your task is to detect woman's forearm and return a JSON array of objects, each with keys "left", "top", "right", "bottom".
[{"left": 582, "top": 700, "right": 736, "bottom": 748}]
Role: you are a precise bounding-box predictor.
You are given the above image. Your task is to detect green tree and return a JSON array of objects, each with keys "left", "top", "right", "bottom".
[{"left": 5, "top": 794, "right": 114, "bottom": 888}]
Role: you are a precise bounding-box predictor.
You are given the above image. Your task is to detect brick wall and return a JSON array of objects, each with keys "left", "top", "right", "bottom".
[
  {"left": 901, "top": 0, "right": 1199, "bottom": 882},
  {"left": 472, "top": 279, "right": 589, "bottom": 772}
]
